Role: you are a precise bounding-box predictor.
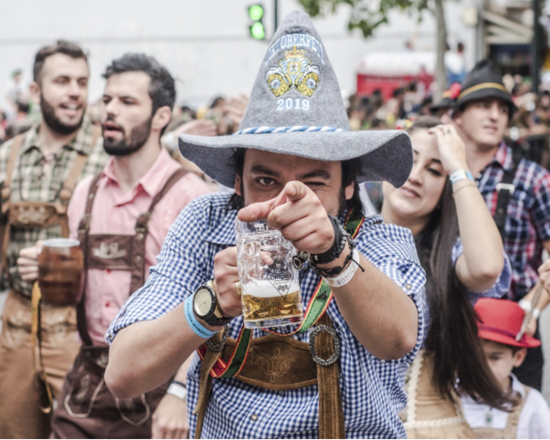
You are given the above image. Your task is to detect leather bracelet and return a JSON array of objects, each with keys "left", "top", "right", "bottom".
[
  {"left": 310, "top": 237, "right": 364, "bottom": 279},
  {"left": 309, "top": 215, "right": 347, "bottom": 266},
  {"left": 324, "top": 248, "right": 361, "bottom": 288}
]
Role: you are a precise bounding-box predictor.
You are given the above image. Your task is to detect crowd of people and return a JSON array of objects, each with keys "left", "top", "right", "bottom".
[{"left": 1, "top": 8, "right": 550, "bottom": 440}]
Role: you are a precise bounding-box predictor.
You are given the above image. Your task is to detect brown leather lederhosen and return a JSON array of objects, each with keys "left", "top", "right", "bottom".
[
  {"left": 195, "top": 312, "right": 345, "bottom": 439},
  {"left": 470, "top": 386, "right": 531, "bottom": 439},
  {"left": 0, "top": 127, "right": 101, "bottom": 275},
  {"left": 50, "top": 168, "right": 188, "bottom": 439}
]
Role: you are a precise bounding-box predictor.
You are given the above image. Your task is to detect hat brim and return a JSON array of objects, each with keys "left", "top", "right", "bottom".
[
  {"left": 478, "top": 328, "right": 541, "bottom": 349},
  {"left": 178, "top": 130, "right": 412, "bottom": 189},
  {"left": 454, "top": 88, "right": 517, "bottom": 115},
  {"left": 430, "top": 98, "right": 453, "bottom": 112}
]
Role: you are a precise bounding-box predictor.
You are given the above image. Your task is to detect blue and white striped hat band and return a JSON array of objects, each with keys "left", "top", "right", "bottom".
[{"left": 234, "top": 126, "right": 347, "bottom": 135}]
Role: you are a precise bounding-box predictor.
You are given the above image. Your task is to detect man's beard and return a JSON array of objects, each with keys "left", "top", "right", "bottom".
[
  {"left": 103, "top": 117, "right": 152, "bottom": 156},
  {"left": 40, "top": 93, "right": 84, "bottom": 135}
]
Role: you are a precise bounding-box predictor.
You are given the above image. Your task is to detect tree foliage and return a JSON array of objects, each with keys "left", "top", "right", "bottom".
[{"left": 298, "top": 0, "right": 431, "bottom": 39}]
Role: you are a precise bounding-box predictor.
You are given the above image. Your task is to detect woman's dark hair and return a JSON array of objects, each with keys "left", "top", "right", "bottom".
[
  {"left": 228, "top": 148, "right": 363, "bottom": 215},
  {"left": 410, "top": 116, "right": 510, "bottom": 409}
]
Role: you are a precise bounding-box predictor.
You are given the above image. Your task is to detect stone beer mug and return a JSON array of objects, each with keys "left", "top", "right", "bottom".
[
  {"left": 38, "top": 238, "right": 84, "bottom": 306},
  {"left": 236, "top": 219, "right": 304, "bottom": 329}
]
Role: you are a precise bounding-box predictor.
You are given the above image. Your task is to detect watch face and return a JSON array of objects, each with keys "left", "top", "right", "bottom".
[{"left": 194, "top": 288, "right": 213, "bottom": 317}]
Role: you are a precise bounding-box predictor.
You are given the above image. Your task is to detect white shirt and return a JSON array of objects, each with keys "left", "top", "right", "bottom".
[{"left": 461, "top": 374, "right": 550, "bottom": 439}]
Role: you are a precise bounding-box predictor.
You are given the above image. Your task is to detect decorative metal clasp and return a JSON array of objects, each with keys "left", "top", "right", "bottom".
[
  {"left": 309, "top": 325, "right": 340, "bottom": 367},
  {"left": 206, "top": 325, "right": 229, "bottom": 352}
]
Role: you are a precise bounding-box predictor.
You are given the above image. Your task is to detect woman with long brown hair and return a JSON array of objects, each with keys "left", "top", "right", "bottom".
[{"left": 381, "top": 116, "right": 512, "bottom": 437}]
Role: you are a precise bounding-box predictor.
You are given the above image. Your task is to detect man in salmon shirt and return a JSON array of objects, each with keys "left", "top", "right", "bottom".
[{"left": 18, "top": 53, "right": 210, "bottom": 438}]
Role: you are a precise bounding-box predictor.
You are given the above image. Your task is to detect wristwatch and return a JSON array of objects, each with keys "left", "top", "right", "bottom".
[{"left": 192, "top": 280, "right": 232, "bottom": 327}]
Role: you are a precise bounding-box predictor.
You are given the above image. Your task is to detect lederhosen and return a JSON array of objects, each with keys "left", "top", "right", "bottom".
[
  {"left": 193, "top": 211, "right": 366, "bottom": 439},
  {"left": 0, "top": 129, "right": 100, "bottom": 273},
  {"left": 469, "top": 386, "right": 530, "bottom": 439},
  {"left": 51, "top": 168, "right": 188, "bottom": 439},
  {"left": 0, "top": 128, "right": 100, "bottom": 413},
  {"left": 492, "top": 154, "right": 544, "bottom": 391}
]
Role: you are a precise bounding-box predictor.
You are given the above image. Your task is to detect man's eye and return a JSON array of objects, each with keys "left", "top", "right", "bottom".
[
  {"left": 305, "top": 181, "right": 324, "bottom": 187},
  {"left": 257, "top": 177, "right": 275, "bottom": 186},
  {"left": 123, "top": 100, "right": 135, "bottom": 106},
  {"left": 102, "top": 98, "right": 110, "bottom": 104}
]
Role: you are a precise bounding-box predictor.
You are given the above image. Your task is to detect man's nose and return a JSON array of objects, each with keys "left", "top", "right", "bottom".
[{"left": 67, "top": 80, "right": 81, "bottom": 97}]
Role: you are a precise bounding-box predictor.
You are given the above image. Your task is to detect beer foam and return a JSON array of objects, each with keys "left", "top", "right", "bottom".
[{"left": 243, "top": 280, "right": 300, "bottom": 298}]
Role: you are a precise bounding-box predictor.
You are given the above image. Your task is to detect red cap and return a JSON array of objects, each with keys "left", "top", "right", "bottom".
[{"left": 474, "top": 298, "right": 541, "bottom": 348}]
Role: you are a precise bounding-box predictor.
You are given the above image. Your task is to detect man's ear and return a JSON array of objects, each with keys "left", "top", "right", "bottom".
[
  {"left": 29, "top": 81, "right": 41, "bottom": 106},
  {"left": 512, "top": 347, "right": 528, "bottom": 368},
  {"left": 152, "top": 106, "right": 172, "bottom": 133},
  {"left": 234, "top": 174, "right": 242, "bottom": 195},
  {"left": 344, "top": 182, "right": 355, "bottom": 201}
]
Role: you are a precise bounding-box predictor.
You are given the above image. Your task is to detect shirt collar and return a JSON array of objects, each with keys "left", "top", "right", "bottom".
[
  {"left": 102, "top": 146, "right": 174, "bottom": 198},
  {"left": 20, "top": 116, "right": 95, "bottom": 156},
  {"left": 510, "top": 373, "right": 526, "bottom": 398},
  {"left": 490, "top": 142, "right": 514, "bottom": 172}
]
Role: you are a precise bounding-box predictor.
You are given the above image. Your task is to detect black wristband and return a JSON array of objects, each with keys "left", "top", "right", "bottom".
[{"left": 309, "top": 215, "right": 347, "bottom": 266}]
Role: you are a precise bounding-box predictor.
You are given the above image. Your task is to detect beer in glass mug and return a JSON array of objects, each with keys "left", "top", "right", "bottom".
[
  {"left": 236, "top": 220, "right": 304, "bottom": 329},
  {"left": 38, "top": 238, "right": 84, "bottom": 306}
]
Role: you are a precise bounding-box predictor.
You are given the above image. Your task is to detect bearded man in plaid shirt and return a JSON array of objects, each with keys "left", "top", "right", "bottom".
[
  {"left": 453, "top": 59, "right": 550, "bottom": 391},
  {"left": 0, "top": 41, "right": 107, "bottom": 438},
  {"left": 105, "top": 11, "right": 426, "bottom": 439}
]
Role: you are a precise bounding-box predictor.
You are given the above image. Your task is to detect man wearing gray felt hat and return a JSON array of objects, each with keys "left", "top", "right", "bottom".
[{"left": 106, "top": 10, "right": 426, "bottom": 439}]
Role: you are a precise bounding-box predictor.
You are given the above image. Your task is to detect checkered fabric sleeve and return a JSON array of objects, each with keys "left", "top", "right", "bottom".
[{"left": 107, "top": 193, "right": 427, "bottom": 438}]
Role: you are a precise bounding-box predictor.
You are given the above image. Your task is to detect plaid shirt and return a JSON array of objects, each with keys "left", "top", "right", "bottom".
[
  {"left": 0, "top": 117, "right": 108, "bottom": 296},
  {"left": 108, "top": 192, "right": 426, "bottom": 438},
  {"left": 477, "top": 143, "right": 550, "bottom": 300}
]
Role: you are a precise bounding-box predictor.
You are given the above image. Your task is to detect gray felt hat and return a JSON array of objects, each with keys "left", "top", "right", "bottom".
[{"left": 178, "top": 10, "right": 412, "bottom": 188}]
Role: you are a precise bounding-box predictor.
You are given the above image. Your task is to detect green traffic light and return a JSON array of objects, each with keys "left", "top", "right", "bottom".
[
  {"left": 248, "top": 4, "right": 264, "bottom": 21},
  {"left": 250, "top": 22, "right": 265, "bottom": 39}
]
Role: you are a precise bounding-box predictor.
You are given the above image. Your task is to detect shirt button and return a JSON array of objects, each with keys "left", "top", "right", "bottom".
[
  {"left": 405, "top": 283, "right": 412, "bottom": 290},
  {"left": 137, "top": 233, "right": 144, "bottom": 240},
  {"left": 250, "top": 414, "right": 258, "bottom": 422},
  {"left": 135, "top": 255, "right": 142, "bottom": 262}
]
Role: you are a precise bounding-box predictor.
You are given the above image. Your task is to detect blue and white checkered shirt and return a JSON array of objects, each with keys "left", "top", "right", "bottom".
[{"left": 107, "top": 192, "right": 426, "bottom": 439}]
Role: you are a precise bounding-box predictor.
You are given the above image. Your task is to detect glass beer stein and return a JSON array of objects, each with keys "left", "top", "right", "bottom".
[
  {"left": 236, "top": 220, "right": 304, "bottom": 329},
  {"left": 38, "top": 238, "right": 84, "bottom": 306}
]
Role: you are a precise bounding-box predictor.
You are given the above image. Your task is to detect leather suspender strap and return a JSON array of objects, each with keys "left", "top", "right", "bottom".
[
  {"left": 494, "top": 155, "right": 520, "bottom": 240},
  {"left": 76, "top": 173, "right": 103, "bottom": 346},
  {"left": 130, "top": 168, "right": 188, "bottom": 294},
  {"left": 0, "top": 134, "right": 26, "bottom": 274}
]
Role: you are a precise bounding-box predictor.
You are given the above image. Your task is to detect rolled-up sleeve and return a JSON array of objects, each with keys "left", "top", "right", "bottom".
[
  {"left": 451, "top": 237, "right": 512, "bottom": 303},
  {"left": 356, "top": 220, "right": 427, "bottom": 363}
]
